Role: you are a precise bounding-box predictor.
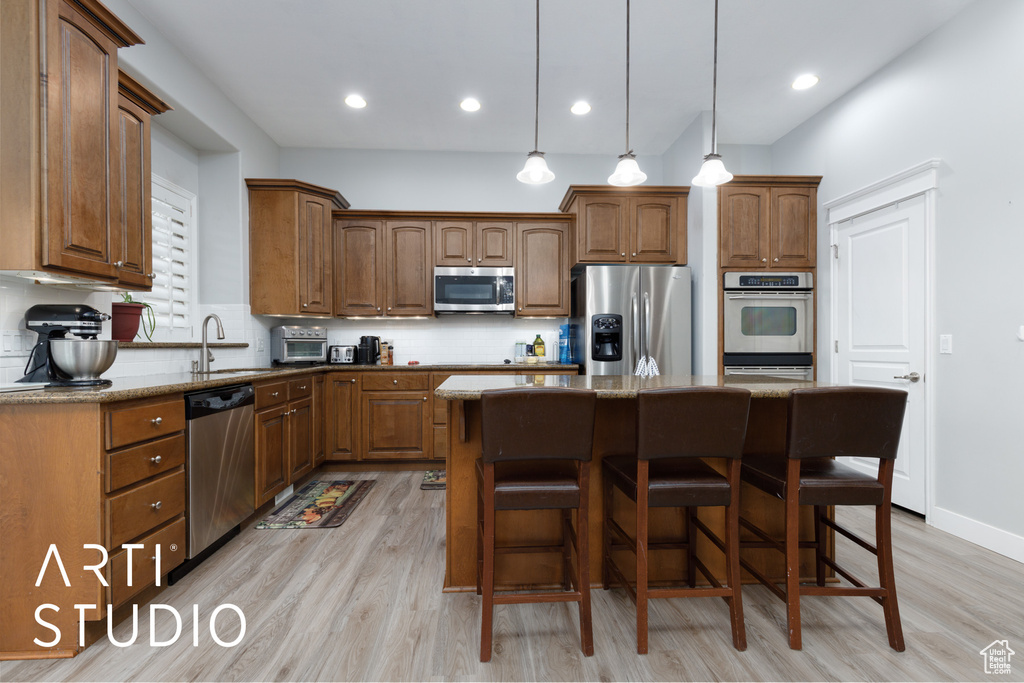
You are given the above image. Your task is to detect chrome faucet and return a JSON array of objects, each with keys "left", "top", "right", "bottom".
[{"left": 199, "top": 314, "right": 225, "bottom": 373}]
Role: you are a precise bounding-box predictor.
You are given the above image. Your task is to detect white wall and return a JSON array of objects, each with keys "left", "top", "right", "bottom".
[{"left": 771, "top": 0, "right": 1024, "bottom": 553}]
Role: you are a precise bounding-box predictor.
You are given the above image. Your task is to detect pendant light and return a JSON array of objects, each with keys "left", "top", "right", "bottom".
[
  {"left": 608, "top": 0, "right": 646, "bottom": 186},
  {"left": 692, "top": 0, "right": 733, "bottom": 187},
  {"left": 517, "top": 0, "right": 555, "bottom": 184}
]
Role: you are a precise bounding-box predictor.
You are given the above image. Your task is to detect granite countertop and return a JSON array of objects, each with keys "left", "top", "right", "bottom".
[
  {"left": 434, "top": 373, "right": 819, "bottom": 401},
  {"left": 0, "top": 363, "right": 578, "bottom": 405}
]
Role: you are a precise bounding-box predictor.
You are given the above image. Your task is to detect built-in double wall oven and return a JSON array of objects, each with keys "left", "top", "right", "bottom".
[{"left": 723, "top": 272, "right": 814, "bottom": 381}]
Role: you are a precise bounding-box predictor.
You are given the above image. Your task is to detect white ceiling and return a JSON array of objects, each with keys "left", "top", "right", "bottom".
[{"left": 125, "top": 0, "right": 974, "bottom": 156}]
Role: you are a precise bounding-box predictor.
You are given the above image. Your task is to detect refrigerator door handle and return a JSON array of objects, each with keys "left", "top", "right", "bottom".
[
  {"left": 632, "top": 293, "right": 640, "bottom": 369},
  {"left": 644, "top": 291, "right": 652, "bottom": 363}
]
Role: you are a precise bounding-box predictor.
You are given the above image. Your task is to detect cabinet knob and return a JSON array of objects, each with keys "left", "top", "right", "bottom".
[
  {"left": 632, "top": 252, "right": 637, "bottom": 256},
  {"left": 423, "top": 396, "right": 427, "bottom": 401},
  {"left": 761, "top": 258, "right": 768, "bottom": 263},
  {"left": 467, "top": 258, "right": 471, "bottom": 262},
  {"left": 518, "top": 307, "right": 522, "bottom": 311},
  {"left": 150, "top": 455, "right": 162, "bottom": 464},
  {"left": 291, "top": 408, "right": 297, "bottom": 415},
  {"left": 151, "top": 417, "right": 162, "bottom": 426},
  {"left": 377, "top": 307, "right": 381, "bottom": 312},
  {"left": 477, "top": 258, "right": 481, "bottom": 262},
  {"left": 302, "top": 303, "right": 308, "bottom": 308},
  {"left": 299, "top": 385, "right": 306, "bottom": 390},
  {"left": 271, "top": 391, "right": 279, "bottom": 397},
  {"left": 621, "top": 252, "right": 625, "bottom": 257},
  {"left": 147, "top": 272, "right": 155, "bottom": 278},
  {"left": 393, "top": 379, "right": 398, "bottom": 385},
  {"left": 350, "top": 379, "right": 356, "bottom": 383},
  {"left": 387, "top": 307, "right": 392, "bottom": 311},
  {"left": 151, "top": 501, "right": 162, "bottom": 510},
  {"left": 115, "top": 261, "right": 124, "bottom": 267},
  {"left": 774, "top": 257, "right": 779, "bottom": 262}
]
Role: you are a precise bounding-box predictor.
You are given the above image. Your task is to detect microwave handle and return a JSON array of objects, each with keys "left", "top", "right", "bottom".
[{"left": 726, "top": 293, "right": 813, "bottom": 300}]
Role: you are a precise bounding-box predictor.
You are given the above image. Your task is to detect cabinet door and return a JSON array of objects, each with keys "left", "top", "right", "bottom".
[
  {"left": 385, "top": 221, "right": 432, "bottom": 316},
  {"left": 629, "top": 197, "right": 676, "bottom": 263},
  {"left": 577, "top": 198, "right": 627, "bottom": 262},
  {"left": 361, "top": 391, "right": 431, "bottom": 459},
  {"left": 435, "top": 221, "right": 474, "bottom": 266},
  {"left": 115, "top": 93, "right": 152, "bottom": 288},
  {"left": 255, "top": 406, "right": 288, "bottom": 506},
  {"left": 44, "top": 0, "right": 120, "bottom": 279},
  {"left": 335, "top": 219, "right": 384, "bottom": 316},
  {"left": 312, "top": 375, "right": 325, "bottom": 465},
  {"left": 326, "top": 374, "right": 360, "bottom": 460},
  {"left": 298, "top": 193, "right": 332, "bottom": 314},
  {"left": 719, "top": 186, "right": 770, "bottom": 268},
  {"left": 288, "top": 397, "right": 314, "bottom": 482},
  {"left": 476, "top": 222, "right": 513, "bottom": 266},
  {"left": 770, "top": 187, "right": 816, "bottom": 268},
  {"left": 516, "top": 222, "right": 569, "bottom": 316}
]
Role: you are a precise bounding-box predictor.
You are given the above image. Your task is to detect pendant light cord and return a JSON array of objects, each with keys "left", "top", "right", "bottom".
[
  {"left": 533, "top": 0, "right": 540, "bottom": 152},
  {"left": 711, "top": 0, "right": 719, "bottom": 154},
  {"left": 625, "top": 0, "right": 631, "bottom": 155}
]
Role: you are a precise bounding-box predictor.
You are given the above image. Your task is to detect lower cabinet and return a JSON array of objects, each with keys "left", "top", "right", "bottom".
[
  {"left": 325, "top": 373, "right": 360, "bottom": 461},
  {"left": 254, "top": 375, "right": 319, "bottom": 506}
]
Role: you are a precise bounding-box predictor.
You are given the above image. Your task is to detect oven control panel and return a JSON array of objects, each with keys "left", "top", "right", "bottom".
[{"left": 723, "top": 272, "right": 813, "bottom": 290}]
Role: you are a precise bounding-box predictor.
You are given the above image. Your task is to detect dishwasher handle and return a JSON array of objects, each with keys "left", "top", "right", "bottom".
[{"left": 185, "top": 384, "right": 255, "bottom": 420}]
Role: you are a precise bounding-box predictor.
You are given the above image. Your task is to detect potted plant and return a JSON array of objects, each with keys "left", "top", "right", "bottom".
[{"left": 111, "top": 293, "right": 156, "bottom": 342}]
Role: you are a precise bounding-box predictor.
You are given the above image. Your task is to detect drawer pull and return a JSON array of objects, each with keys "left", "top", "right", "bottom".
[
  {"left": 299, "top": 385, "right": 306, "bottom": 390},
  {"left": 393, "top": 379, "right": 398, "bottom": 385},
  {"left": 423, "top": 397, "right": 427, "bottom": 401},
  {"left": 151, "top": 501, "right": 162, "bottom": 511},
  {"left": 350, "top": 379, "right": 356, "bottom": 383},
  {"left": 271, "top": 391, "right": 279, "bottom": 397},
  {"left": 150, "top": 455, "right": 162, "bottom": 464},
  {"left": 151, "top": 417, "right": 162, "bottom": 426}
]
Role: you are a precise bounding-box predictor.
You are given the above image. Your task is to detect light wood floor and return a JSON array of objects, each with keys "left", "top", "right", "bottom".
[{"left": 3, "top": 470, "right": 1022, "bottom": 682}]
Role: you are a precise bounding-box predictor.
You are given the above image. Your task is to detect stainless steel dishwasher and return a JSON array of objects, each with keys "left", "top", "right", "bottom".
[{"left": 171, "top": 384, "right": 255, "bottom": 583}]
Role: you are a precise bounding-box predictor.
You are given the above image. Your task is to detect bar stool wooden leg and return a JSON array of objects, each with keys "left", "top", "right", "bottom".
[
  {"left": 785, "top": 459, "right": 802, "bottom": 650},
  {"left": 578, "top": 464, "right": 594, "bottom": 656},
  {"left": 562, "top": 510, "right": 574, "bottom": 591},
  {"left": 476, "top": 487, "right": 484, "bottom": 596},
  {"left": 480, "top": 470, "right": 496, "bottom": 662},
  {"left": 602, "top": 475, "right": 613, "bottom": 589},
  {"left": 725, "top": 459, "right": 747, "bottom": 651},
  {"left": 876, "top": 461, "right": 905, "bottom": 652},
  {"left": 813, "top": 505, "right": 827, "bottom": 587},
  {"left": 635, "top": 461, "right": 650, "bottom": 655},
  {"left": 686, "top": 506, "right": 697, "bottom": 588}
]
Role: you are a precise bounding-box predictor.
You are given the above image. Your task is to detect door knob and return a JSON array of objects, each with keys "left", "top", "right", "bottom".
[{"left": 893, "top": 372, "right": 921, "bottom": 382}]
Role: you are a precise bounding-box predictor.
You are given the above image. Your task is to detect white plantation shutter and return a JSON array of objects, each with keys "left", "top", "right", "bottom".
[{"left": 149, "top": 178, "right": 197, "bottom": 337}]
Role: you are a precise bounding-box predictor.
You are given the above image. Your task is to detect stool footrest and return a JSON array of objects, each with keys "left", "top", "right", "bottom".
[
  {"left": 493, "top": 591, "right": 582, "bottom": 605},
  {"left": 649, "top": 586, "right": 734, "bottom": 599}
]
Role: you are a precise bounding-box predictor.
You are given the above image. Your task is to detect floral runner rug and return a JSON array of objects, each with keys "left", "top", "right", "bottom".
[
  {"left": 256, "top": 480, "right": 375, "bottom": 529},
  {"left": 421, "top": 470, "right": 446, "bottom": 490}
]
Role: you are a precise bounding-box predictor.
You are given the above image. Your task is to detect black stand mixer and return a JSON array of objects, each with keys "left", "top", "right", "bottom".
[{"left": 19, "top": 304, "right": 112, "bottom": 386}]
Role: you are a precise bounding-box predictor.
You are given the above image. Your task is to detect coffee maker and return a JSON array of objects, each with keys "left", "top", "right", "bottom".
[
  {"left": 356, "top": 336, "right": 381, "bottom": 365},
  {"left": 19, "top": 304, "right": 110, "bottom": 385}
]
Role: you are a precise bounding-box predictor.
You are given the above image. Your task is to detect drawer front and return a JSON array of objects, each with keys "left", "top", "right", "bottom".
[
  {"left": 108, "top": 518, "right": 186, "bottom": 608},
  {"left": 106, "top": 470, "right": 186, "bottom": 548},
  {"left": 107, "top": 433, "right": 185, "bottom": 492},
  {"left": 288, "top": 377, "right": 313, "bottom": 400},
  {"left": 361, "top": 373, "right": 430, "bottom": 392},
  {"left": 256, "top": 381, "right": 289, "bottom": 409},
  {"left": 106, "top": 398, "right": 185, "bottom": 450}
]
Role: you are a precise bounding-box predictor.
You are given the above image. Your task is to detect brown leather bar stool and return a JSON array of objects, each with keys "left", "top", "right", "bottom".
[
  {"left": 738, "top": 386, "right": 908, "bottom": 651},
  {"left": 602, "top": 386, "right": 752, "bottom": 654},
  {"left": 476, "top": 386, "right": 598, "bottom": 662}
]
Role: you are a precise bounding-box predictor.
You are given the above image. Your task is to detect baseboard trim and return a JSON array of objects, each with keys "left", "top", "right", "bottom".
[{"left": 929, "top": 506, "right": 1024, "bottom": 564}]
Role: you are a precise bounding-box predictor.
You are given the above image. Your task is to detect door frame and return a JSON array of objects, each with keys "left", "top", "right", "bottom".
[{"left": 824, "top": 159, "right": 939, "bottom": 520}]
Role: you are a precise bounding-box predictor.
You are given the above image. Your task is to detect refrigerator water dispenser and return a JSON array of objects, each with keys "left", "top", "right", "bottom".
[{"left": 591, "top": 314, "right": 623, "bottom": 361}]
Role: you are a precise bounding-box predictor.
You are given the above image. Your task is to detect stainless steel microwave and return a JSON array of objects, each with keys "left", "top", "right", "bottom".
[{"left": 434, "top": 267, "right": 515, "bottom": 313}]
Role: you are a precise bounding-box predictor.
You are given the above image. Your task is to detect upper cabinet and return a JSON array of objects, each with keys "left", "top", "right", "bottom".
[
  {"left": 435, "top": 221, "right": 513, "bottom": 267},
  {"left": 247, "top": 179, "right": 349, "bottom": 316},
  {"left": 333, "top": 215, "right": 432, "bottom": 317},
  {"left": 559, "top": 186, "right": 689, "bottom": 266},
  {"left": 719, "top": 176, "right": 821, "bottom": 270},
  {"left": 116, "top": 71, "right": 171, "bottom": 289},
  {"left": 515, "top": 221, "right": 570, "bottom": 317},
  {"left": 0, "top": 0, "right": 145, "bottom": 284}
]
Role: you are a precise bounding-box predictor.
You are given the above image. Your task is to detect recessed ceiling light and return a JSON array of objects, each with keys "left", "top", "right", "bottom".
[
  {"left": 460, "top": 98, "right": 481, "bottom": 112},
  {"left": 791, "top": 74, "right": 820, "bottom": 90},
  {"left": 344, "top": 94, "right": 367, "bottom": 109},
  {"left": 570, "top": 101, "right": 592, "bottom": 115}
]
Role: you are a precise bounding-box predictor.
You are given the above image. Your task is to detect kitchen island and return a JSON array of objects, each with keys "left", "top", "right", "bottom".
[{"left": 435, "top": 373, "right": 828, "bottom": 591}]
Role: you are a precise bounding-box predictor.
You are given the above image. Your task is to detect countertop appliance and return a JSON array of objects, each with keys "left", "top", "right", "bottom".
[
  {"left": 171, "top": 384, "right": 255, "bottom": 582},
  {"left": 329, "top": 344, "right": 357, "bottom": 364},
  {"left": 356, "top": 336, "right": 381, "bottom": 365},
  {"left": 19, "top": 304, "right": 113, "bottom": 387},
  {"left": 571, "top": 265, "right": 692, "bottom": 376},
  {"left": 434, "top": 266, "right": 515, "bottom": 313},
  {"left": 722, "top": 272, "right": 814, "bottom": 380},
  {"left": 271, "top": 325, "right": 327, "bottom": 365}
]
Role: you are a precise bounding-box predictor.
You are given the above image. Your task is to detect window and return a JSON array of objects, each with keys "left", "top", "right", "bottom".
[{"left": 148, "top": 177, "right": 197, "bottom": 340}]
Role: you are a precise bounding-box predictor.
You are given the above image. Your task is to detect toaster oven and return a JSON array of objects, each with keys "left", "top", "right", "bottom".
[{"left": 271, "top": 326, "right": 328, "bottom": 364}]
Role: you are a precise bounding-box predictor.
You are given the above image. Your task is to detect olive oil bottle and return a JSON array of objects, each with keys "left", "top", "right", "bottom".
[{"left": 533, "top": 334, "right": 545, "bottom": 359}]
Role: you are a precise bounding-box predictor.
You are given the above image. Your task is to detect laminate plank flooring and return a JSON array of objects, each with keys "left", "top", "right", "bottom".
[{"left": 3, "top": 470, "right": 1022, "bottom": 682}]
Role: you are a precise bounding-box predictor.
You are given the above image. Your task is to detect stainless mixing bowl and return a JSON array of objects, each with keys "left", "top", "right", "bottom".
[{"left": 49, "top": 339, "right": 118, "bottom": 380}]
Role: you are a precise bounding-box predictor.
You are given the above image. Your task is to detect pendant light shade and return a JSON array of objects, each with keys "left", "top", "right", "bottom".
[
  {"left": 692, "top": 0, "right": 732, "bottom": 187},
  {"left": 517, "top": 0, "right": 554, "bottom": 185},
  {"left": 517, "top": 151, "right": 555, "bottom": 184},
  {"left": 608, "top": 153, "right": 647, "bottom": 186},
  {"left": 608, "top": 0, "right": 645, "bottom": 186}
]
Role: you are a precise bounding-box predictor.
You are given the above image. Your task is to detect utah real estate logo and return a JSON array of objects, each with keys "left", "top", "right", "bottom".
[{"left": 980, "top": 640, "right": 1014, "bottom": 675}]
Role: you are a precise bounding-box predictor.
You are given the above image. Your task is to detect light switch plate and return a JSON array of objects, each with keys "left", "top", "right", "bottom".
[{"left": 939, "top": 334, "right": 953, "bottom": 354}]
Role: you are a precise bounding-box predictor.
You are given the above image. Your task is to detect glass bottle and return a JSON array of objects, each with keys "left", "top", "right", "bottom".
[{"left": 533, "top": 334, "right": 545, "bottom": 359}]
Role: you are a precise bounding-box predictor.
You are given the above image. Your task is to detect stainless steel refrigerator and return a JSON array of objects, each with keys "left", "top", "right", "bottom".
[{"left": 571, "top": 265, "right": 692, "bottom": 376}]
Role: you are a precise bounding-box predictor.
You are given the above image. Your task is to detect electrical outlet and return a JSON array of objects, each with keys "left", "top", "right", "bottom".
[
  {"left": 256, "top": 336, "right": 265, "bottom": 352},
  {"left": 939, "top": 334, "right": 953, "bottom": 354}
]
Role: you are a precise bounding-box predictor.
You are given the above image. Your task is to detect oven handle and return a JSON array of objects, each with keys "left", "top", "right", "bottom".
[{"left": 726, "top": 293, "right": 813, "bottom": 300}]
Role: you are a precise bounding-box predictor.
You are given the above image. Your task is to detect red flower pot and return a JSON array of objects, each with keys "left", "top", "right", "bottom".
[{"left": 111, "top": 302, "right": 144, "bottom": 341}]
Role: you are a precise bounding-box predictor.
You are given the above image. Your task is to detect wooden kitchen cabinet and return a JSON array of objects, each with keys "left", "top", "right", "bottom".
[
  {"left": 719, "top": 176, "right": 820, "bottom": 270},
  {"left": 325, "top": 373, "right": 360, "bottom": 461},
  {"left": 115, "top": 71, "right": 170, "bottom": 289},
  {"left": 0, "top": 0, "right": 144, "bottom": 284},
  {"left": 254, "top": 375, "right": 317, "bottom": 506},
  {"left": 247, "top": 179, "right": 349, "bottom": 316},
  {"left": 313, "top": 374, "right": 325, "bottom": 465},
  {"left": 360, "top": 373, "right": 432, "bottom": 459},
  {"left": 334, "top": 218, "right": 384, "bottom": 316},
  {"left": 515, "top": 221, "right": 570, "bottom": 317},
  {"left": 559, "top": 186, "right": 688, "bottom": 265},
  {"left": 386, "top": 220, "right": 433, "bottom": 316},
  {"left": 435, "top": 221, "right": 513, "bottom": 267},
  {"left": 255, "top": 404, "right": 289, "bottom": 505}
]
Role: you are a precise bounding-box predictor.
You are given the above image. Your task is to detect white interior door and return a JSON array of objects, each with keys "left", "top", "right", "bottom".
[{"left": 834, "top": 195, "right": 926, "bottom": 513}]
